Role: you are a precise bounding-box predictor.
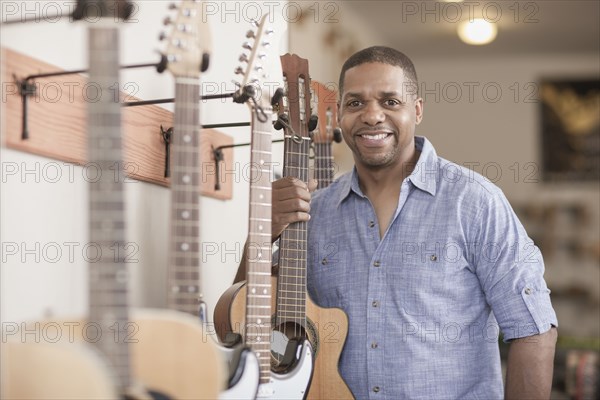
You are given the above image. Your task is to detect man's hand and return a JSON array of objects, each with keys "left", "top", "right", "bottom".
[{"left": 272, "top": 177, "right": 318, "bottom": 241}]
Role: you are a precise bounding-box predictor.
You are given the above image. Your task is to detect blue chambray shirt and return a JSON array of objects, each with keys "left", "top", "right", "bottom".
[{"left": 306, "top": 136, "right": 558, "bottom": 400}]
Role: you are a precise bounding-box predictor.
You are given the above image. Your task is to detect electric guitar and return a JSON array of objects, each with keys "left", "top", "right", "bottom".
[
  {"left": 310, "top": 80, "right": 342, "bottom": 189},
  {"left": 213, "top": 14, "right": 315, "bottom": 399},
  {"left": 160, "top": 2, "right": 259, "bottom": 398},
  {"left": 274, "top": 55, "right": 354, "bottom": 400}
]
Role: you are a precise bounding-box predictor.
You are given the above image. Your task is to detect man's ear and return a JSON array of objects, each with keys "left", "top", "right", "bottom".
[
  {"left": 415, "top": 97, "right": 424, "bottom": 125},
  {"left": 337, "top": 101, "right": 341, "bottom": 124}
]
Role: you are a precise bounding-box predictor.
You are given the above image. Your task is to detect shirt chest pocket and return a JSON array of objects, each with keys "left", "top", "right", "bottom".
[
  {"left": 389, "top": 251, "right": 451, "bottom": 318},
  {"left": 307, "top": 253, "right": 349, "bottom": 310}
]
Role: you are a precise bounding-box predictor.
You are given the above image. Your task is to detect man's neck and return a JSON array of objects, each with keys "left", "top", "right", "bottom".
[{"left": 356, "top": 146, "right": 420, "bottom": 197}]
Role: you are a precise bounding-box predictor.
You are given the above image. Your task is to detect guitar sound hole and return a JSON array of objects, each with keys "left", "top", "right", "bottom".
[
  {"left": 271, "top": 321, "right": 306, "bottom": 366},
  {"left": 270, "top": 318, "right": 320, "bottom": 372}
]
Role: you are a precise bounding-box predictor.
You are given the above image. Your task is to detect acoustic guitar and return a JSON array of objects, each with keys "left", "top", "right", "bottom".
[
  {"left": 160, "top": 2, "right": 259, "bottom": 398},
  {"left": 3, "top": 1, "right": 226, "bottom": 398},
  {"left": 272, "top": 54, "right": 353, "bottom": 400},
  {"left": 213, "top": 15, "right": 315, "bottom": 399}
]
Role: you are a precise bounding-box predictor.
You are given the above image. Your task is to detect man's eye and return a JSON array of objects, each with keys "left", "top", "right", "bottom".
[
  {"left": 384, "top": 99, "right": 400, "bottom": 106},
  {"left": 347, "top": 100, "right": 361, "bottom": 107}
]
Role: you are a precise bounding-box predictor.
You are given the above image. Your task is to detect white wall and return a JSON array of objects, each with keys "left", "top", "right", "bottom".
[{"left": 1, "top": 1, "right": 289, "bottom": 325}]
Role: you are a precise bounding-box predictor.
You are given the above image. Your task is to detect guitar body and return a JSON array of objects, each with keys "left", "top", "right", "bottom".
[
  {"left": 215, "top": 278, "right": 352, "bottom": 400},
  {"left": 216, "top": 344, "right": 260, "bottom": 400},
  {"left": 130, "top": 310, "right": 225, "bottom": 400},
  {"left": 1, "top": 340, "right": 116, "bottom": 400},
  {"left": 19, "top": 310, "right": 225, "bottom": 400}
]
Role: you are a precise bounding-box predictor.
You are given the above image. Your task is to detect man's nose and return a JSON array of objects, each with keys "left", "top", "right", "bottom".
[{"left": 360, "top": 102, "right": 385, "bottom": 125}]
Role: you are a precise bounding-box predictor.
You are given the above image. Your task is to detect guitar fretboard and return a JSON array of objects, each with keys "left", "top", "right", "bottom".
[
  {"left": 244, "top": 111, "right": 275, "bottom": 384},
  {"left": 167, "top": 79, "right": 203, "bottom": 316},
  {"left": 87, "top": 24, "right": 131, "bottom": 391},
  {"left": 275, "top": 54, "right": 312, "bottom": 334},
  {"left": 314, "top": 142, "right": 334, "bottom": 189}
]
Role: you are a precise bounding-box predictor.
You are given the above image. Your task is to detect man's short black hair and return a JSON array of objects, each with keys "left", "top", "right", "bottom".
[{"left": 338, "top": 46, "right": 419, "bottom": 99}]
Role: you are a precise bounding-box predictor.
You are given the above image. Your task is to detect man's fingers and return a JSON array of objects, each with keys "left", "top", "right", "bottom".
[{"left": 273, "top": 178, "right": 312, "bottom": 202}]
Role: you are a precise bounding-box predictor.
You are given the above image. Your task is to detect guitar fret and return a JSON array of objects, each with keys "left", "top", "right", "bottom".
[
  {"left": 247, "top": 294, "right": 271, "bottom": 299},
  {"left": 250, "top": 186, "right": 272, "bottom": 190}
]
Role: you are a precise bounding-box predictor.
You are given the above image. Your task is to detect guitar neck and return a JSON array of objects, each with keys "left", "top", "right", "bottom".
[
  {"left": 87, "top": 23, "right": 131, "bottom": 391},
  {"left": 167, "top": 79, "right": 202, "bottom": 316},
  {"left": 276, "top": 133, "right": 311, "bottom": 327},
  {"left": 275, "top": 54, "right": 312, "bottom": 328},
  {"left": 244, "top": 109, "right": 275, "bottom": 384},
  {"left": 313, "top": 142, "right": 334, "bottom": 189},
  {"left": 311, "top": 81, "right": 338, "bottom": 190}
]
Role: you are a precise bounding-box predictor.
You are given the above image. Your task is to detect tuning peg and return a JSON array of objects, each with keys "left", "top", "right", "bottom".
[
  {"left": 167, "top": 54, "right": 180, "bottom": 63},
  {"left": 333, "top": 127, "right": 343, "bottom": 143},
  {"left": 242, "top": 42, "right": 252, "bottom": 50},
  {"left": 246, "top": 30, "right": 255, "bottom": 38},
  {"left": 254, "top": 65, "right": 263, "bottom": 72},
  {"left": 308, "top": 115, "right": 319, "bottom": 132},
  {"left": 265, "top": 28, "right": 274, "bottom": 35},
  {"left": 271, "top": 88, "right": 284, "bottom": 107},
  {"left": 274, "top": 113, "right": 289, "bottom": 131},
  {"left": 262, "top": 41, "right": 271, "bottom": 48},
  {"left": 163, "top": 16, "right": 172, "bottom": 25},
  {"left": 250, "top": 19, "right": 259, "bottom": 27},
  {"left": 234, "top": 67, "right": 244, "bottom": 75},
  {"left": 239, "top": 54, "right": 248, "bottom": 63},
  {"left": 168, "top": 3, "right": 177, "bottom": 10},
  {"left": 201, "top": 52, "right": 210, "bottom": 73},
  {"left": 158, "top": 31, "right": 166, "bottom": 41},
  {"left": 258, "top": 52, "right": 267, "bottom": 60}
]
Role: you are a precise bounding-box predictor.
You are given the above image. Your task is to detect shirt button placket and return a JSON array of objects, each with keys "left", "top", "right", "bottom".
[{"left": 368, "top": 275, "right": 383, "bottom": 397}]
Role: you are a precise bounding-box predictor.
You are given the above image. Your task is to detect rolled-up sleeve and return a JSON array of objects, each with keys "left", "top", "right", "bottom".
[{"left": 472, "top": 190, "right": 558, "bottom": 342}]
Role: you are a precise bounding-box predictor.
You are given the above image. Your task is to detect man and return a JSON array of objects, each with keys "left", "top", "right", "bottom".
[{"left": 236, "top": 46, "right": 558, "bottom": 399}]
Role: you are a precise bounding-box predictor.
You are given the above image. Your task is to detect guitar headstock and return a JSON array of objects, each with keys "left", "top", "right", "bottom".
[
  {"left": 278, "top": 54, "right": 314, "bottom": 138},
  {"left": 311, "top": 80, "right": 341, "bottom": 144},
  {"left": 162, "top": 0, "right": 212, "bottom": 78},
  {"left": 233, "top": 14, "right": 283, "bottom": 110}
]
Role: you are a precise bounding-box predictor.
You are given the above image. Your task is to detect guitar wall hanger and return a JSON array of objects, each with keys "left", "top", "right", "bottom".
[
  {"left": 210, "top": 113, "right": 320, "bottom": 191},
  {"left": 16, "top": 56, "right": 168, "bottom": 140},
  {"left": 17, "top": 54, "right": 239, "bottom": 141}
]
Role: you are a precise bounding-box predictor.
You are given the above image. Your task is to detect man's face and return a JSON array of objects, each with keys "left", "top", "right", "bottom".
[{"left": 338, "top": 62, "right": 423, "bottom": 170}]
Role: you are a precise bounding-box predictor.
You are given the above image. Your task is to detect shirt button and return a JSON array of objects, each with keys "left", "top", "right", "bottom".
[
  {"left": 321, "top": 258, "right": 328, "bottom": 265},
  {"left": 372, "top": 301, "right": 379, "bottom": 307},
  {"left": 524, "top": 287, "right": 532, "bottom": 295},
  {"left": 430, "top": 254, "right": 438, "bottom": 261},
  {"left": 373, "top": 260, "right": 381, "bottom": 267},
  {"left": 373, "top": 386, "right": 380, "bottom": 393},
  {"left": 371, "top": 342, "right": 378, "bottom": 349},
  {"left": 369, "top": 220, "right": 375, "bottom": 228}
]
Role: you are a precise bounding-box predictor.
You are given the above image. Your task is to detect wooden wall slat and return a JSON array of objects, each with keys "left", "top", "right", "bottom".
[{"left": 1, "top": 47, "right": 233, "bottom": 200}]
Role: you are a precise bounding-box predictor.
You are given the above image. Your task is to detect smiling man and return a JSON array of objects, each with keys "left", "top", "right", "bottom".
[{"left": 236, "top": 46, "right": 558, "bottom": 399}]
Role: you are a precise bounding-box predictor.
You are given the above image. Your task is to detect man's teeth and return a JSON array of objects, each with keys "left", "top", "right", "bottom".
[{"left": 360, "top": 133, "right": 388, "bottom": 140}]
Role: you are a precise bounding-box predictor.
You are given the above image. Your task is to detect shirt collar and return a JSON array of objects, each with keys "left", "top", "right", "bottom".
[{"left": 335, "top": 136, "right": 438, "bottom": 207}]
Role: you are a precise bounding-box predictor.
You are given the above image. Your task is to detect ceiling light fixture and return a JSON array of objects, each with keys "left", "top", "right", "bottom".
[{"left": 458, "top": 18, "right": 497, "bottom": 45}]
